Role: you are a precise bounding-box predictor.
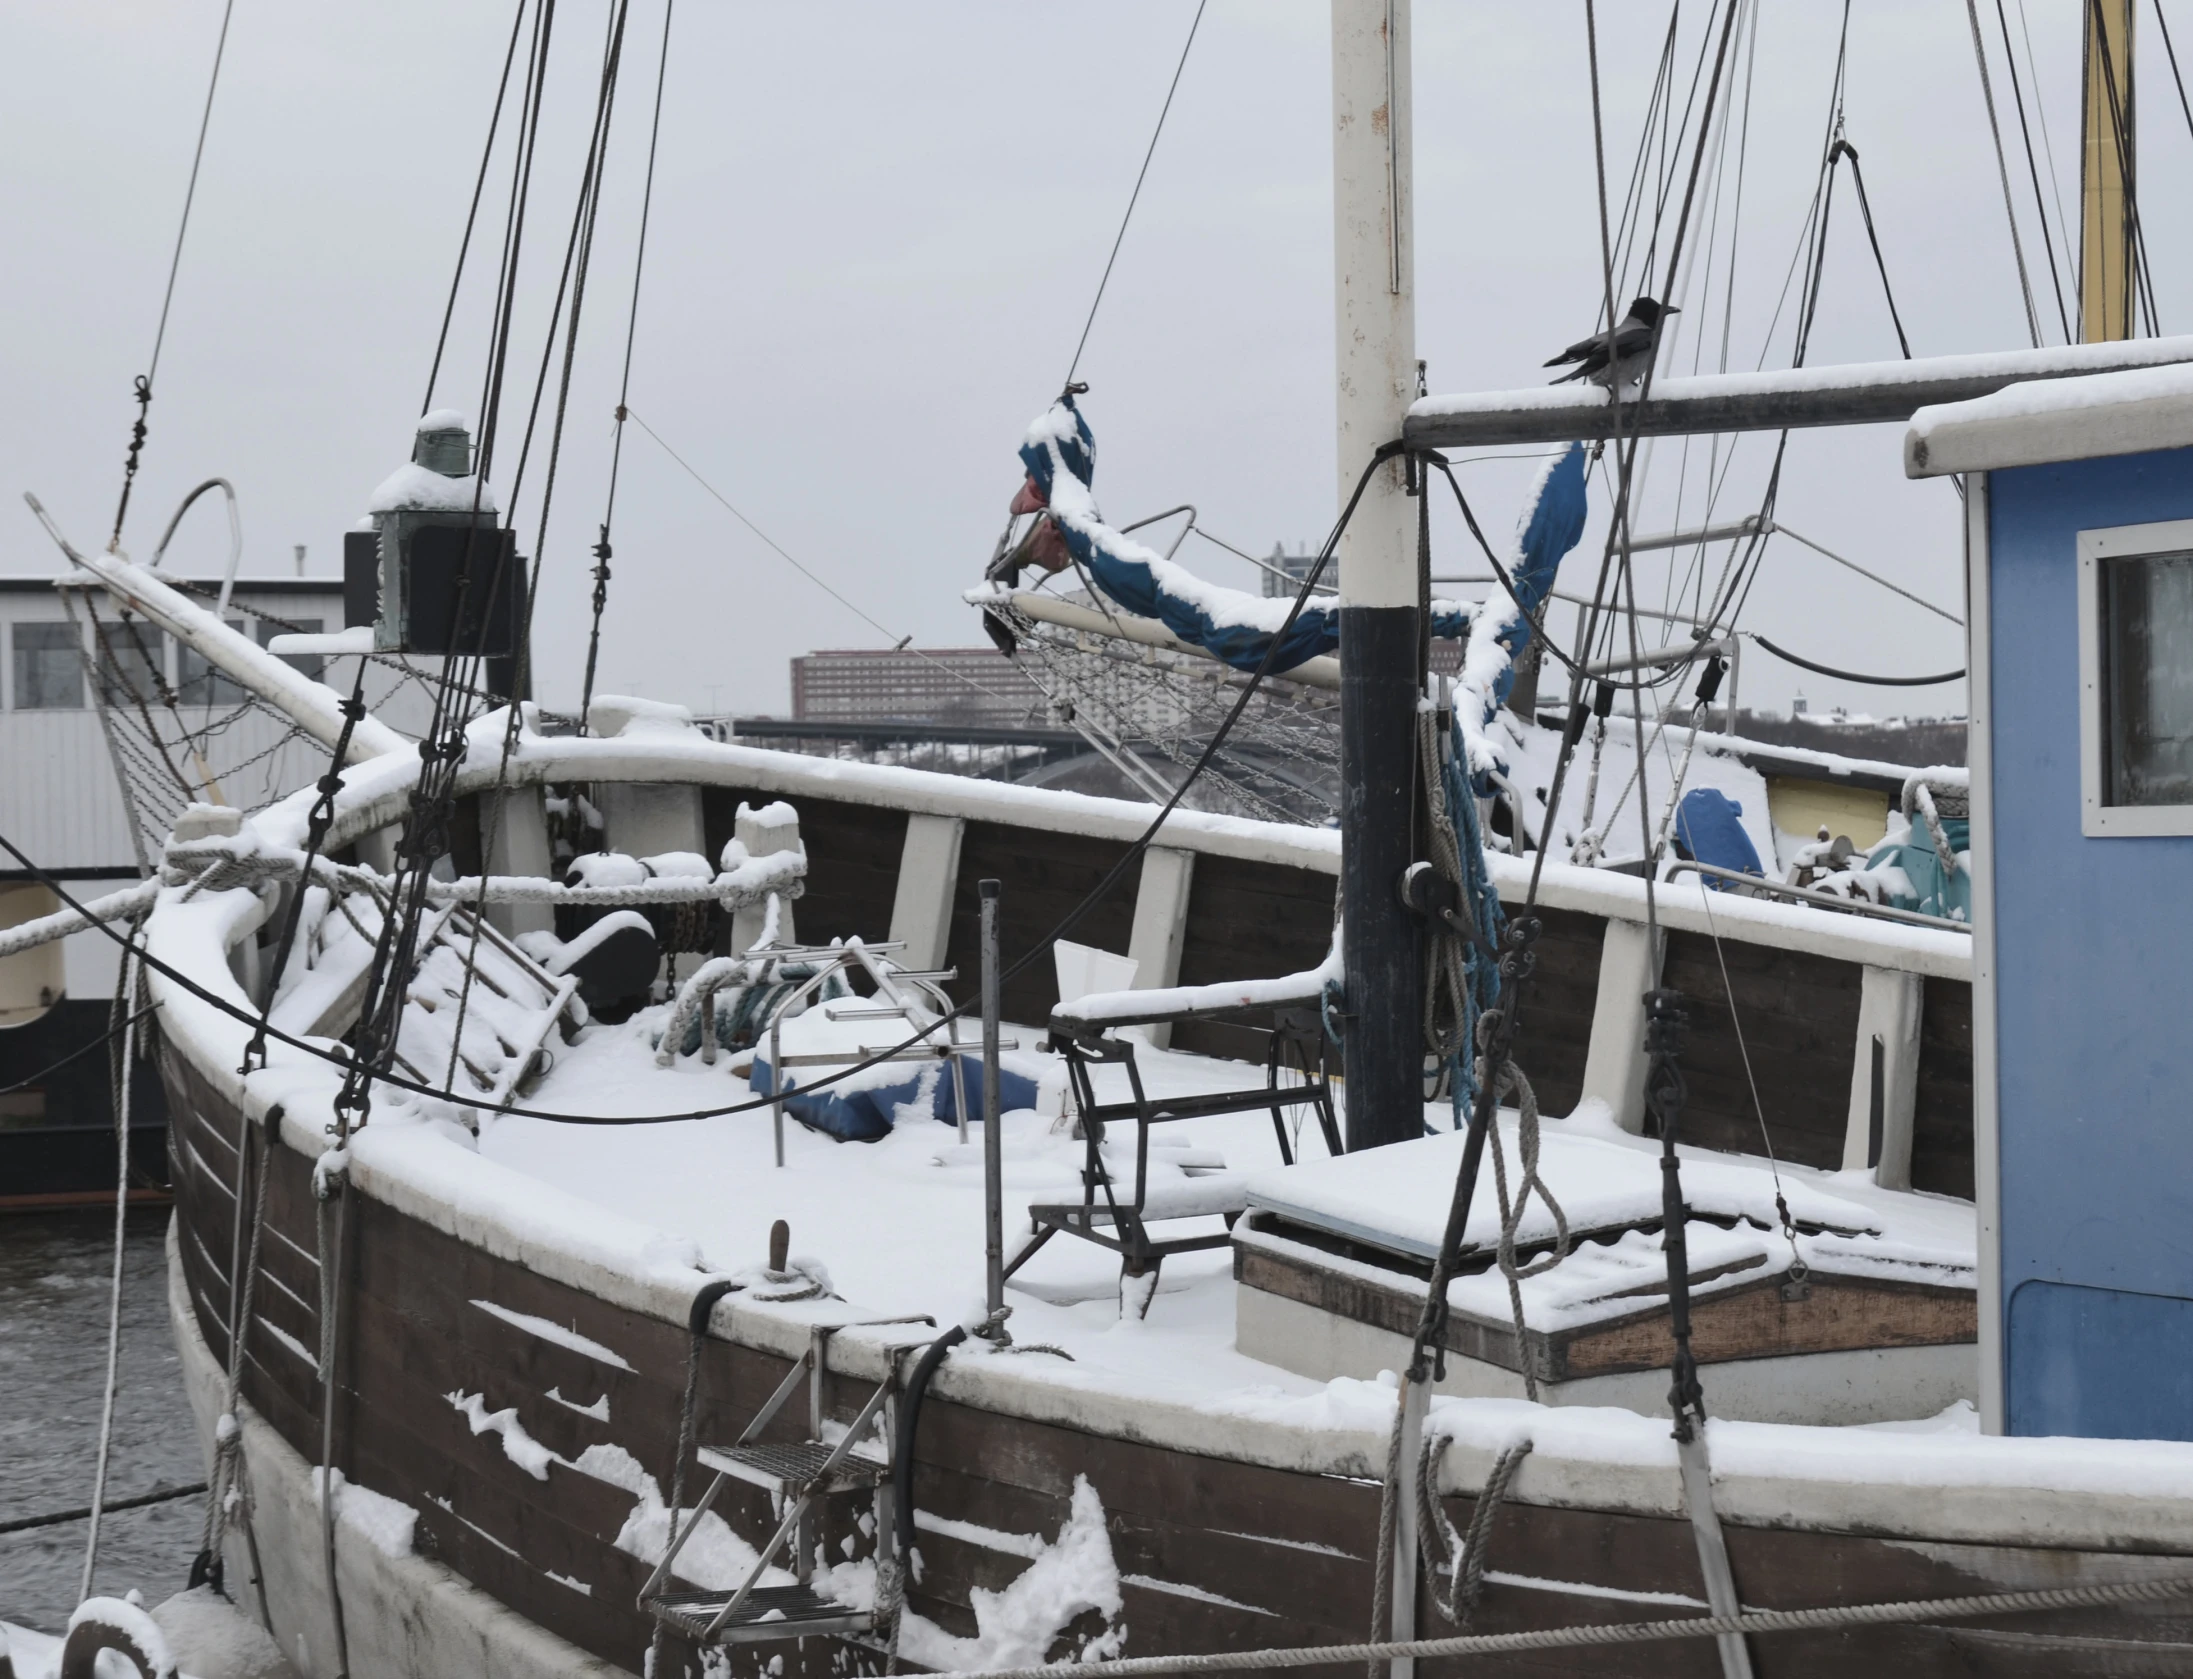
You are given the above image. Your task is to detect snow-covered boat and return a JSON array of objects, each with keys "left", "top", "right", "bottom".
[
  {"left": 22, "top": 2, "right": 2193, "bottom": 1675},
  {"left": 128, "top": 629, "right": 2193, "bottom": 1679}
]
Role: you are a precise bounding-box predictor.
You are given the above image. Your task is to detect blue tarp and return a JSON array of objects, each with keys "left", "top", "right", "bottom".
[
  {"left": 1456, "top": 441, "right": 1589, "bottom": 798},
  {"left": 1018, "top": 397, "right": 1470, "bottom": 674},
  {"left": 1866, "top": 816, "right": 1972, "bottom": 922},
  {"left": 1672, "top": 788, "right": 1766, "bottom": 886},
  {"left": 750, "top": 1051, "right": 1039, "bottom": 1144}
]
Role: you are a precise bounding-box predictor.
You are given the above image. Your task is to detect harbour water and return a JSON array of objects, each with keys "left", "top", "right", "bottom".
[{"left": 1, "top": 1210, "right": 202, "bottom": 1632}]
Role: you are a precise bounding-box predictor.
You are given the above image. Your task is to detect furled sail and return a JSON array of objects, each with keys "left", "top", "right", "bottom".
[{"left": 1010, "top": 395, "right": 1471, "bottom": 676}]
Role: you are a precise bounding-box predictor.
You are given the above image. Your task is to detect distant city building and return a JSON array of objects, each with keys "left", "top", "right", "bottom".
[
  {"left": 789, "top": 646, "right": 1046, "bottom": 727},
  {"left": 1259, "top": 543, "right": 1322, "bottom": 598}
]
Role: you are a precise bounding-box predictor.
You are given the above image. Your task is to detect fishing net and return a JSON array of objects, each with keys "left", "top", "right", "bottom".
[
  {"left": 63, "top": 581, "right": 445, "bottom": 871},
  {"left": 982, "top": 590, "right": 1345, "bottom": 825}
]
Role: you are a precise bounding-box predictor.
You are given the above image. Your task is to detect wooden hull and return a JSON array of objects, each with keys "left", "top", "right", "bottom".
[{"left": 164, "top": 1041, "right": 2193, "bottom": 1679}]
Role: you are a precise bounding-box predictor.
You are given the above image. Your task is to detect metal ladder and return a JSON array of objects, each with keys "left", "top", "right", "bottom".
[{"left": 639, "top": 1320, "right": 926, "bottom": 1647}]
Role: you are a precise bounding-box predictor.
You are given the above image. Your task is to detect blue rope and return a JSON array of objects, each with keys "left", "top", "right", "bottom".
[{"left": 1447, "top": 709, "right": 1505, "bottom": 1126}]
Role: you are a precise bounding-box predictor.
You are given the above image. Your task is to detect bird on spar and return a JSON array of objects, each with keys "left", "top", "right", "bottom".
[{"left": 1543, "top": 296, "right": 1679, "bottom": 389}]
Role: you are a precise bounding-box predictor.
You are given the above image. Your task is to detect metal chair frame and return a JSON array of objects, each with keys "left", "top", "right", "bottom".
[{"left": 1008, "top": 1006, "right": 1342, "bottom": 1300}]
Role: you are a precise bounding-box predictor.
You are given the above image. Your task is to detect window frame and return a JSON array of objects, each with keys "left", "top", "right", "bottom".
[
  {"left": 2078, "top": 516, "right": 2193, "bottom": 836},
  {"left": 10, "top": 619, "right": 87, "bottom": 711}
]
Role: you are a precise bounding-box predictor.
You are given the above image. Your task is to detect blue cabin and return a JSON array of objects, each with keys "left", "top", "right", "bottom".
[{"left": 1909, "top": 366, "right": 2193, "bottom": 1440}]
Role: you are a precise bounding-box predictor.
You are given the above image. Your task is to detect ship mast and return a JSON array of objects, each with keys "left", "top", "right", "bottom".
[
  {"left": 2080, "top": 0, "right": 2137, "bottom": 341},
  {"left": 1332, "top": 0, "right": 1423, "bottom": 1151}
]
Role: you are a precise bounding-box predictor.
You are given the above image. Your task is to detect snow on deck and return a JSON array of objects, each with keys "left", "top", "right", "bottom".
[
  {"left": 485, "top": 1002, "right": 1971, "bottom": 1388},
  {"left": 481, "top": 1006, "right": 1324, "bottom": 1406},
  {"left": 456, "top": 1015, "right": 2193, "bottom": 1545}
]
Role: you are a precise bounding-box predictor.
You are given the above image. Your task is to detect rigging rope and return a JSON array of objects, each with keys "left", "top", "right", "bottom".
[
  {"left": 1415, "top": 1435, "right": 1532, "bottom": 1630},
  {"left": 0, "top": 448, "right": 1405, "bottom": 1131},
  {"left": 902, "top": 1567, "right": 2193, "bottom": 1678},
  {"left": 1963, "top": 0, "right": 2043, "bottom": 347},
  {"left": 1063, "top": 0, "right": 1209, "bottom": 388},
  {"left": 425, "top": 0, "right": 532, "bottom": 410},
  {"left": 1828, "top": 139, "right": 1911, "bottom": 358},
  {"left": 109, "top": 0, "right": 238, "bottom": 550},
  {"left": 451, "top": 0, "right": 637, "bottom": 1088},
  {"left": 1991, "top": 0, "right": 2072, "bottom": 343},
  {"left": 78, "top": 926, "right": 144, "bottom": 1604},
  {"left": 625, "top": 408, "right": 1034, "bottom": 715},
  {"left": 581, "top": 0, "right": 676, "bottom": 733}
]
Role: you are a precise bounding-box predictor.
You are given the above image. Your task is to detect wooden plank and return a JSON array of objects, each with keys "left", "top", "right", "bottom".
[
  {"left": 1912, "top": 977, "right": 1975, "bottom": 1199},
  {"left": 1507, "top": 905, "right": 1603, "bottom": 1120},
  {"left": 1557, "top": 1271, "right": 1976, "bottom": 1378},
  {"left": 1171, "top": 854, "right": 1335, "bottom": 1064},
  {"left": 941, "top": 821, "right": 1138, "bottom": 1025},
  {"left": 1659, "top": 932, "right": 1862, "bottom": 1167},
  {"left": 1240, "top": 1236, "right": 1973, "bottom": 1381}
]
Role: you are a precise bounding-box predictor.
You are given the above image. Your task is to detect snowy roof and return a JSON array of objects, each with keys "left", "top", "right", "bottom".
[
  {"left": 1905, "top": 359, "right": 2193, "bottom": 477},
  {"left": 1408, "top": 336, "right": 2193, "bottom": 448}
]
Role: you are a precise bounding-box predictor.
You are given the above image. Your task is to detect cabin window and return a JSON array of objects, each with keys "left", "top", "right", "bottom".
[
  {"left": 2078, "top": 519, "right": 2193, "bottom": 835},
  {"left": 177, "top": 622, "right": 250, "bottom": 706},
  {"left": 12, "top": 621, "right": 84, "bottom": 710},
  {"left": 2101, "top": 551, "right": 2193, "bottom": 807}
]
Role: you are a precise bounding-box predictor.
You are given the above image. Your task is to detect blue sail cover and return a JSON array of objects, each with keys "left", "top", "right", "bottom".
[
  {"left": 1018, "top": 398, "right": 1472, "bottom": 676},
  {"left": 1453, "top": 440, "right": 1589, "bottom": 795}
]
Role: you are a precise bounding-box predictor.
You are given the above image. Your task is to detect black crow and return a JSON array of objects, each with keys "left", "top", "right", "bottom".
[{"left": 1543, "top": 297, "right": 1678, "bottom": 389}]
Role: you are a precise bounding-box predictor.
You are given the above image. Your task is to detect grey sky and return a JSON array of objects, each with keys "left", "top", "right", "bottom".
[{"left": 3, "top": 3, "right": 2173, "bottom": 720}]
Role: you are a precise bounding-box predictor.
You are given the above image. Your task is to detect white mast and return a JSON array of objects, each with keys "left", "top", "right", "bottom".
[
  {"left": 1332, "top": 0, "right": 1416, "bottom": 609},
  {"left": 1331, "top": 0, "right": 1425, "bottom": 1155}
]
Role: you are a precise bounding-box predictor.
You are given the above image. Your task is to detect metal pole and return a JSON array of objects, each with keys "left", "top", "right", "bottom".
[
  {"left": 771, "top": 1016, "right": 785, "bottom": 1169},
  {"left": 979, "top": 879, "right": 1008, "bottom": 1339},
  {"left": 1334, "top": 0, "right": 1423, "bottom": 1151}
]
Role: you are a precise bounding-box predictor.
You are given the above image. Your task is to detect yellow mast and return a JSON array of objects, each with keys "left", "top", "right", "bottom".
[{"left": 2081, "top": 0, "right": 2137, "bottom": 341}]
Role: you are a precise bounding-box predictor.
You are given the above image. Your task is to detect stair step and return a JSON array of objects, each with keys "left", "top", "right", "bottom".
[
  {"left": 696, "top": 1439, "right": 886, "bottom": 1492},
  {"left": 646, "top": 1584, "right": 874, "bottom": 1644}
]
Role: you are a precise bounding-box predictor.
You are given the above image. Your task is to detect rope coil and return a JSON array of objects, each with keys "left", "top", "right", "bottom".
[{"left": 1416, "top": 1434, "right": 1533, "bottom": 1630}]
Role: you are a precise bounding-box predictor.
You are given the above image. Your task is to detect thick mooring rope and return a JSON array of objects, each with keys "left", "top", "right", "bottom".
[{"left": 910, "top": 1572, "right": 2193, "bottom": 1679}]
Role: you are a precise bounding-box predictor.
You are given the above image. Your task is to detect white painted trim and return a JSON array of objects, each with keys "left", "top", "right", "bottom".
[
  {"left": 481, "top": 786, "right": 552, "bottom": 938},
  {"left": 1906, "top": 358, "right": 2193, "bottom": 476},
  {"left": 1966, "top": 474, "right": 2005, "bottom": 1436},
  {"left": 2077, "top": 517, "right": 2193, "bottom": 835},
  {"left": 1125, "top": 846, "right": 1196, "bottom": 1050},
  {"left": 1577, "top": 918, "right": 1662, "bottom": 1132},
  {"left": 273, "top": 720, "right": 1967, "bottom": 980},
  {"left": 1842, "top": 966, "right": 1923, "bottom": 1186},
  {"left": 888, "top": 813, "right": 964, "bottom": 972}
]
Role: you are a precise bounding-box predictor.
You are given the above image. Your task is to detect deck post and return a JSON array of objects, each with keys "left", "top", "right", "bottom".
[
  {"left": 979, "top": 879, "right": 1007, "bottom": 1338},
  {"left": 889, "top": 814, "right": 963, "bottom": 972},
  {"left": 1125, "top": 846, "right": 1196, "bottom": 1049},
  {"left": 1388, "top": 1374, "right": 1428, "bottom": 1677},
  {"left": 1580, "top": 919, "right": 1665, "bottom": 1132},
  {"left": 1334, "top": 0, "right": 1423, "bottom": 1150},
  {"left": 1843, "top": 966, "right": 1923, "bottom": 1186}
]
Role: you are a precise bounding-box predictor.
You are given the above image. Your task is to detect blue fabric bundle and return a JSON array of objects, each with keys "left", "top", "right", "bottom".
[
  {"left": 1019, "top": 396, "right": 1471, "bottom": 674},
  {"left": 750, "top": 1051, "right": 1039, "bottom": 1144},
  {"left": 1671, "top": 788, "right": 1766, "bottom": 885}
]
